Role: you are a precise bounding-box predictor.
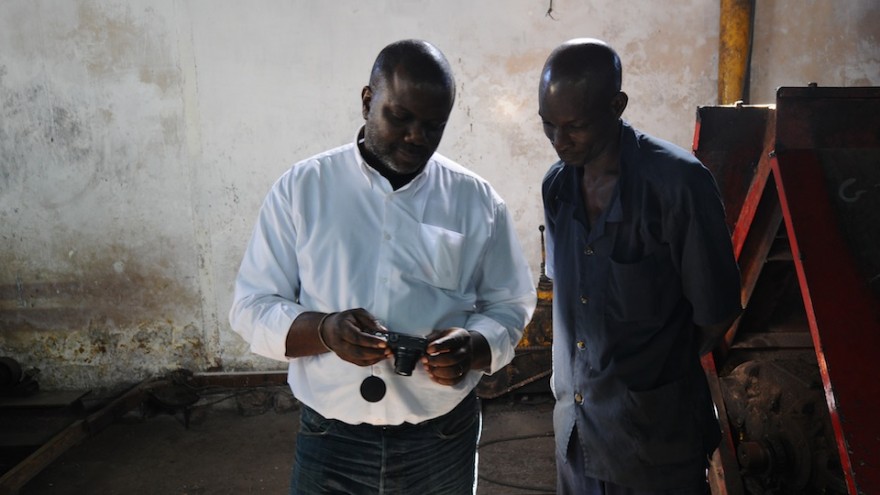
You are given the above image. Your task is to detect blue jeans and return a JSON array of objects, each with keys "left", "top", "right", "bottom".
[{"left": 291, "top": 392, "right": 480, "bottom": 495}]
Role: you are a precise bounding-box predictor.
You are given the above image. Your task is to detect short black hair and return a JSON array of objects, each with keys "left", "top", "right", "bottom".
[
  {"left": 369, "top": 39, "right": 456, "bottom": 100},
  {"left": 541, "top": 39, "right": 622, "bottom": 101}
]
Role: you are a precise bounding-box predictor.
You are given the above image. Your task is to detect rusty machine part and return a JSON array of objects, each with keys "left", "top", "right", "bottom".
[
  {"left": 477, "top": 226, "right": 553, "bottom": 399},
  {"left": 694, "top": 86, "right": 880, "bottom": 494},
  {"left": 722, "top": 360, "right": 846, "bottom": 493}
]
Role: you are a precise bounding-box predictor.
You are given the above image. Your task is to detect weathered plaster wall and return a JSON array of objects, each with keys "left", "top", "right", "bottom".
[
  {"left": 1, "top": 1, "right": 878, "bottom": 390},
  {"left": 750, "top": 1, "right": 880, "bottom": 103}
]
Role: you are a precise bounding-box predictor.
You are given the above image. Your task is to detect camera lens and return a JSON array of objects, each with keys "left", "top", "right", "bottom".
[{"left": 393, "top": 348, "right": 422, "bottom": 376}]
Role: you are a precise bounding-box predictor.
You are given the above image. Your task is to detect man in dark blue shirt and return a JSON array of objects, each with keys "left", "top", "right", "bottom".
[{"left": 539, "top": 38, "right": 742, "bottom": 493}]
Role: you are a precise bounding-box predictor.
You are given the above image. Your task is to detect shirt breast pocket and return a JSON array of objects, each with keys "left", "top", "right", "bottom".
[
  {"left": 410, "top": 223, "right": 465, "bottom": 291},
  {"left": 606, "top": 246, "right": 672, "bottom": 323}
]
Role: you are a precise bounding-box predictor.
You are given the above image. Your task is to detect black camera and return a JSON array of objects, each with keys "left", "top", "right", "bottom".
[{"left": 373, "top": 331, "right": 428, "bottom": 376}]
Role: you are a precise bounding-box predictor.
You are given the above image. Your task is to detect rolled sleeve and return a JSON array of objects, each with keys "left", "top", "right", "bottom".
[
  {"left": 228, "top": 174, "right": 306, "bottom": 362},
  {"left": 467, "top": 202, "right": 537, "bottom": 374}
]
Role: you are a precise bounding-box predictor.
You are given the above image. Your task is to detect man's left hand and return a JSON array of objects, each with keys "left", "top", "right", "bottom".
[{"left": 421, "top": 328, "right": 473, "bottom": 386}]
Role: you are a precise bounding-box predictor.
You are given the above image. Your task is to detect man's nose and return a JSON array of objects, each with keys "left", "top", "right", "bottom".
[
  {"left": 404, "top": 122, "right": 428, "bottom": 146},
  {"left": 551, "top": 129, "right": 571, "bottom": 148}
]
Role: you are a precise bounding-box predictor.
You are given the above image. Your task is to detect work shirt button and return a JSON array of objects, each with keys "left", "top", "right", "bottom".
[
  {"left": 383, "top": 232, "right": 391, "bottom": 241},
  {"left": 574, "top": 393, "right": 584, "bottom": 405},
  {"left": 576, "top": 341, "right": 586, "bottom": 350},
  {"left": 580, "top": 296, "right": 589, "bottom": 304},
  {"left": 584, "top": 246, "right": 594, "bottom": 255}
]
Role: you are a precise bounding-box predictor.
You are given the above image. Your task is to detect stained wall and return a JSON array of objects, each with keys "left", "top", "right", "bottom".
[{"left": 1, "top": 1, "right": 878, "bottom": 389}]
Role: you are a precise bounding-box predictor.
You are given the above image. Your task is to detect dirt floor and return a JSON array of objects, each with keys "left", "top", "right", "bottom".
[{"left": 14, "top": 388, "right": 556, "bottom": 495}]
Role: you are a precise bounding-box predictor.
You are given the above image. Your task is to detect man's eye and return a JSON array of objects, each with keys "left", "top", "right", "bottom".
[
  {"left": 388, "top": 112, "right": 408, "bottom": 124},
  {"left": 425, "top": 122, "right": 446, "bottom": 133}
]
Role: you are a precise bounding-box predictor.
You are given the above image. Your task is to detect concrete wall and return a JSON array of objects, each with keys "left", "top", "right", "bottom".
[{"left": 2, "top": 1, "right": 878, "bottom": 390}]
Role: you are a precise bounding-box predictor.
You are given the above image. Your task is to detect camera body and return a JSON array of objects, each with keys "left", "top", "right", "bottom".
[{"left": 373, "top": 331, "right": 428, "bottom": 376}]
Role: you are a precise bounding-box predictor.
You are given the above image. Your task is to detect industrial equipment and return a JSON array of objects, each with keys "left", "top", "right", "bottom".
[{"left": 694, "top": 86, "right": 880, "bottom": 495}]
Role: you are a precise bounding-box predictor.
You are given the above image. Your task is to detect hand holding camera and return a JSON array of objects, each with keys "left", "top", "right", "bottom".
[
  {"left": 317, "top": 309, "right": 393, "bottom": 367},
  {"left": 357, "top": 324, "right": 478, "bottom": 401},
  {"left": 368, "top": 330, "right": 429, "bottom": 376},
  {"left": 369, "top": 327, "right": 478, "bottom": 385},
  {"left": 421, "top": 327, "right": 479, "bottom": 386},
  {"left": 358, "top": 326, "right": 429, "bottom": 402}
]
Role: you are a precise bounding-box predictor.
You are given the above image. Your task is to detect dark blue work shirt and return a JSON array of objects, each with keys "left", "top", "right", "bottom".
[{"left": 543, "top": 122, "right": 741, "bottom": 489}]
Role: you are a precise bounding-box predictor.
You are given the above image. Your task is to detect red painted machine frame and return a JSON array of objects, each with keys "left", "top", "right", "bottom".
[{"left": 694, "top": 86, "right": 880, "bottom": 494}]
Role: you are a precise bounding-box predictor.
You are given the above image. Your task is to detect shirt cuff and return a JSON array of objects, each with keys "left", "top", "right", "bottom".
[{"left": 465, "top": 313, "right": 521, "bottom": 375}]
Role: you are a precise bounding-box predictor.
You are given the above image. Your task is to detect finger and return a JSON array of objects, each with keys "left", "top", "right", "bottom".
[
  {"left": 349, "top": 309, "right": 386, "bottom": 333},
  {"left": 332, "top": 322, "right": 391, "bottom": 364},
  {"left": 424, "top": 362, "right": 468, "bottom": 386},
  {"left": 333, "top": 316, "right": 385, "bottom": 348},
  {"left": 423, "top": 345, "right": 468, "bottom": 366},
  {"left": 426, "top": 328, "right": 468, "bottom": 355},
  {"left": 339, "top": 344, "right": 391, "bottom": 367},
  {"left": 424, "top": 329, "right": 446, "bottom": 342},
  {"left": 351, "top": 330, "right": 389, "bottom": 349},
  {"left": 350, "top": 328, "right": 390, "bottom": 351},
  {"left": 425, "top": 361, "right": 468, "bottom": 379}
]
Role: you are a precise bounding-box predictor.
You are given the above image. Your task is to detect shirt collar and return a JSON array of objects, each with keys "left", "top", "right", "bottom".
[
  {"left": 353, "top": 127, "right": 379, "bottom": 188},
  {"left": 352, "top": 127, "right": 433, "bottom": 193}
]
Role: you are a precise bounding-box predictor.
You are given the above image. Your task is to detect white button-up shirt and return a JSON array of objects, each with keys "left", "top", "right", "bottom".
[{"left": 229, "top": 133, "right": 536, "bottom": 425}]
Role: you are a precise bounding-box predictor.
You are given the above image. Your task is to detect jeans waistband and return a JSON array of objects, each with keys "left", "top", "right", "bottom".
[{"left": 302, "top": 390, "right": 478, "bottom": 433}]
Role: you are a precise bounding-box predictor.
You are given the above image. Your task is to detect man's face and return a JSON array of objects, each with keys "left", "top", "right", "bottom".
[
  {"left": 362, "top": 70, "right": 453, "bottom": 175},
  {"left": 538, "top": 80, "right": 621, "bottom": 167}
]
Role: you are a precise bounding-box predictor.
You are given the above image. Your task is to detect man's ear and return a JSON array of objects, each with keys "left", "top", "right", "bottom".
[
  {"left": 361, "top": 86, "right": 373, "bottom": 120},
  {"left": 611, "top": 91, "right": 628, "bottom": 119}
]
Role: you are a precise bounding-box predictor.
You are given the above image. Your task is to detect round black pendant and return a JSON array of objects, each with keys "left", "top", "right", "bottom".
[{"left": 360, "top": 376, "right": 386, "bottom": 402}]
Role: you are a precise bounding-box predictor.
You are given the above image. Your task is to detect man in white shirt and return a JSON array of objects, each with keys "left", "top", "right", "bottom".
[{"left": 229, "top": 39, "right": 536, "bottom": 494}]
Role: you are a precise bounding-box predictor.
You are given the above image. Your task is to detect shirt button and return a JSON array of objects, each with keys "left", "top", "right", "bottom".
[
  {"left": 584, "top": 246, "right": 594, "bottom": 255},
  {"left": 574, "top": 393, "right": 584, "bottom": 405},
  {"left": 580, "top": 296, "right": 589, "bottom": 304},
  {"left": 384, "top": 232, "right": 391, "bottom": 240},
  {"left": 577, "top": 341, "right": 586, "bottom": 350}
]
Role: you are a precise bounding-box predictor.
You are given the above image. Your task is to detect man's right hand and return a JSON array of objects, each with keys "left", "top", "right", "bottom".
[{"left": 318, "top": 309, "right": 392, "bottom": 366}]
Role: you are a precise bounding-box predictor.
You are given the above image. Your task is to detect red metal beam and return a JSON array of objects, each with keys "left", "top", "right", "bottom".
[{"left": 771, "top": 150, "right": 880, "bottom": 494}]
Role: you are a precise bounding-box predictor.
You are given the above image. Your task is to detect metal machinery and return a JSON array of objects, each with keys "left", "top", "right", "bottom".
[{"left": 694, "top": 86, "right": 880, "bottom": 494}]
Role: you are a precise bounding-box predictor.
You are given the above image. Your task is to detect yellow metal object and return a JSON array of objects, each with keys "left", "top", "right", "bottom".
[
  {"left": 718, "top": 0, "right": 754, "bottom": 104},
  {"left": 517, "top": 226, "right": 553, "bottom": 348},
  {"left": 476, "top": 226, "right": 553, "bottom": 398},
  {"left": 517, "top": 273, "right": 552, "bottom": 348}
]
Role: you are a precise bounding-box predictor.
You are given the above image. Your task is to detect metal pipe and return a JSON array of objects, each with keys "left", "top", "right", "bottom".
[{"left": 718, "top": 0, "right": 754, "bottom": 104}]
